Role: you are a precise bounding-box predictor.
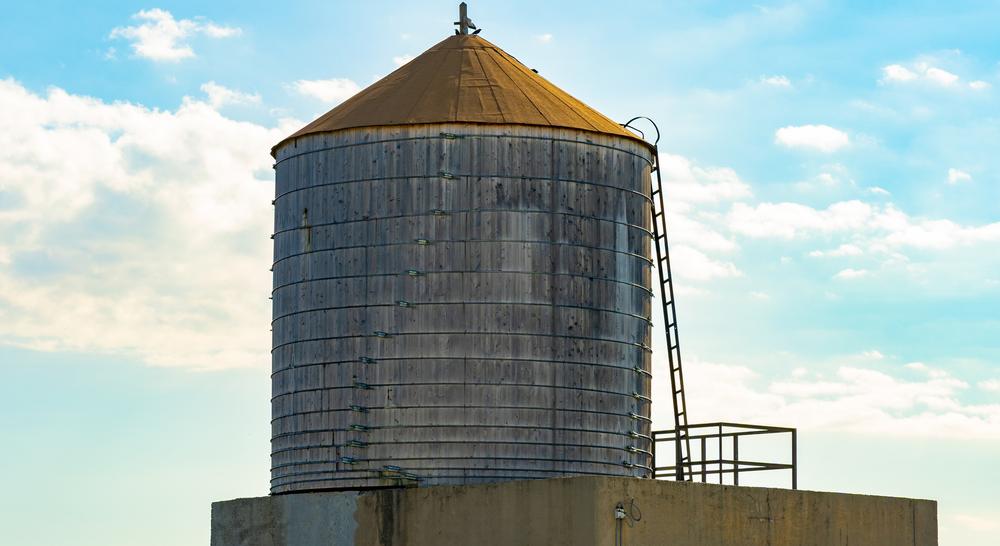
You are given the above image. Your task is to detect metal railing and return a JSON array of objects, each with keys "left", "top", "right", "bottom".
[{"left": 652, "top": 422, "right": 797, "bottom": 489}]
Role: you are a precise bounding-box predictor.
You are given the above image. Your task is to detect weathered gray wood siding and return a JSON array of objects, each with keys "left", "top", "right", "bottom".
[{"left": 271, "top": 124, "right": 654, "bottom": 493}]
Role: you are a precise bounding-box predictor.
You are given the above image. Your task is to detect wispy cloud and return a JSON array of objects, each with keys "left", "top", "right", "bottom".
[
  {"left": 947, "top": 167, "right": 972, "bottom": 185},
  {"left": 729, "top": 200, "right": 872, "bottom": 239},
  {"left": 290, "top": 78, "right": 362, "bottom": 103},
  {"left": 199, "top": 82, "right": 260, "bottom": 109},
  {"left": 809, "top": 243, "right": 863, "bottom": 258},
  {"left": 728, "top": 199, "right": 1000, "bottom": 250},
  {"left": 668, "top": 357, "right": 1000, "bottom": 440},
  {"left": 392, "top": 55, "right": 414, "bottom": 67},
  {"left": 979, "top": 379, "right": 1000, "bottom": 393},
  {"left": 109, "top": 9, "right": 240, "bottom": 62},
  {"left": 760, "top": 75, "right": 791, "bottom": 87},
  {"left": 775, "top": 124, "right": 850, "bottom": 152},
  {"left": 881, "top": 60, "right": 989, "bottom": 90},
  {"left": 535, "top": 33, "right": 553, "bottom": 44},
  {"left": 834, "top": 268, "right": 869, "bottom": 280}
]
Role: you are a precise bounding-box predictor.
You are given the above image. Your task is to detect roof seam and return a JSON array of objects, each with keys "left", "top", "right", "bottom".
[
  {"left": 492, "top": 47, "right": 601, "bottom": 132},
  {"left": 452, "top": 48, "right": 465, "bottom": 121},
  {"left": 403, "top": 43, "right": 455, "bottom": 121},
  {"left": 473, "top": 49, "right": 506, "bottom": 124},
  {"left": 485, "top": 46, "right": 551, "bottom": 124}
]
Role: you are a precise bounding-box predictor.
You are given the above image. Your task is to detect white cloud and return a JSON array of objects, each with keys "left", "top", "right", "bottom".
[
  {"left": 535, "top": 34, "right": 553, "bottom": 44},
  {"left": 979, "top": 379, "right": 1000, "bottom": 393},
  {"left": 729, "top": 200, "right": 1000, "bottom": 251},
  {"left": 199, "top": 81, "right": 260, "bottom": 109},
  {"left": 867, "top": 186, "right": 891, "bottom": 196},
  {"left": 951, "top": 514, "right": 1000, "bottom": 532},
  {"left": 291, "top": 78, "right": 362, "bottom": 103},
  {"left": 659, "top": 153, "right": 752, "bottom": 204},
  {"left": 924, "top": 66, "right": 959, "bottom": 86},
  {"left": 881, "top": 64, "right": 918, "bottom": 82},
  {"left": 653, "top": 153, "right": 751, "bottom": 277},
  {"left": 0, "top": 78, "right": 301, "bottom": 370},
  {"left": 392, "top": 55, "right": 414, "bottom": 67},
  {"left": 760, "top": 75, "right": 791, "bottom": 87},
  {"left": 670, "top": 357, "right": 1000, "bottom": 440},
  {"left": 729, "top": 200, "right": 872, "bottom": 239},
  {"left": 880, "top": 60, "right": 987, "bottom": 89},
  {"left": 834, "top": 268, "right": 868, "bottom": 280},
  {"left": 947, "top": 168, "right": 972, "bottom": 185},
  {"left": 878, "top": 213, "right": 1000, "bottom": 250},
  {"left": 670, "top": 246, "right": 742, "bottom": 282},
  {"left": 774, "top": 124, "right": 850, "bottom": 152},
  {"left": 860, "top": 350, "right": 885, "bottom": 360},
  {"left": 109, "top": 9, "right": 240, "bottom": 62},
  {"left": 809, "top": 243, "right": 863, "bottom": 258}
]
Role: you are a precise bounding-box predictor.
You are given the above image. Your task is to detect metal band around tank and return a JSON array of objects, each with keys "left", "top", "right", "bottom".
[
  {"left": 273, "top": 173, "right": 654, "bottom": 205},
  {"left": 270, "top": 355, "right": 652, "bottom": 378},
  {"left": 271, "top": 270, "right": 654, "bottom": 297},
  {"left": 270, "top": 239, "right": 652, "bottom": 268},
  {"left": 273, "top": 132, "right": 654, "bottom": 168},
  {"left": 271, "top": 208, "right": 654, "bottom": 238},
  {"left": 271, "top": 301, "right": 652, "bottom": 325},
  {"left": 270, "top": 332, "right": 651, "bottom": 353}
]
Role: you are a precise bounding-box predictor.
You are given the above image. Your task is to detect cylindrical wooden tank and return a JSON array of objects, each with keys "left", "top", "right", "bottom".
[{"left": 270, "top": 34, "right": 655, "bottom": 493}]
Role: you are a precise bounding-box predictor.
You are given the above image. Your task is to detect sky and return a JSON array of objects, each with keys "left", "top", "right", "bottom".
[{"left": 0, "top": 1, "right": 998, "bottom": 544}]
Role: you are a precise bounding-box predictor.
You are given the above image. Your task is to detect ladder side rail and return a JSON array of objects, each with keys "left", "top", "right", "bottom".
[{"left": 649, "top": 147, "right": 692, "bottom": 481}]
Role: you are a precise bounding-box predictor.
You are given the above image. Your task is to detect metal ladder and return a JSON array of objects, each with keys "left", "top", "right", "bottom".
[{"left": 625, "top": 117, "right": 693, "bottom": 481}]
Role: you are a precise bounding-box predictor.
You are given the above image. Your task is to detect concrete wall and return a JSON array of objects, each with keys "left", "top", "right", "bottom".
[{"left": 212, "top": 476, "right": 937, "bottom": 546}]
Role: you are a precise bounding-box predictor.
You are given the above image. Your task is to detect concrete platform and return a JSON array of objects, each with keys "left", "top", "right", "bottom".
[{"left": 211, "top": 476, "right": 937, "bottom": 546}]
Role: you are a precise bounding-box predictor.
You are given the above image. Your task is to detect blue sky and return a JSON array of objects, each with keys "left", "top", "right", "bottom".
[{"left": 1, "top": 1, "right": 998, "bottom": 545}]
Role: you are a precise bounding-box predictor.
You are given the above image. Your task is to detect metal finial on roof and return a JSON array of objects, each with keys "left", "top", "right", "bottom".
[{"left": 454, "top": 2, "right": 477, "bottom": 35}]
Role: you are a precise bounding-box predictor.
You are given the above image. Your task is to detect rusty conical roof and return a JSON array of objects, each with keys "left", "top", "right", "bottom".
[{"left": 273, "top": 34, "right": 645, "bottom": 155}]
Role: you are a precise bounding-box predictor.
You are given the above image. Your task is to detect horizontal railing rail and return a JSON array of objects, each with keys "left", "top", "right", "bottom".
[{"left": 652, "top": 422, "right": 797, "bottom": 489}]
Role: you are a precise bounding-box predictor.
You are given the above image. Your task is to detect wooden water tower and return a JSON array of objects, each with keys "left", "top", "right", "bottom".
[{"left": 269, "top": 4, "right": 657, "bottom": 493}]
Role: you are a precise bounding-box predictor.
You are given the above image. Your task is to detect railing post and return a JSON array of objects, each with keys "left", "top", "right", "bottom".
[
  {"left": 791, "top": 429, "right": 798, "bottom": 490},
  {"left": 651, "top": 431, "right": 657, "bottom": 479},
  {"left": 718, "top": 424, "right": 723, "bottom": 485},
  {"left": 700, "top": 436, "right": 707, "bottom": 483},
  {"left": 733, "top": 434, "right": 739, "bottom": 486},
  {"left": 676, "top": 429, "right": 685, "bottom": 481}
]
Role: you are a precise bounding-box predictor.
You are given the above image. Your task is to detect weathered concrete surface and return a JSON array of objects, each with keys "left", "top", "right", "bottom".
[
  {"left": 211, "top": 492, "right": 358, "bottom": 546},
  {"left": 211, "top": 476, "right": 937, "bottom": 546}
]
